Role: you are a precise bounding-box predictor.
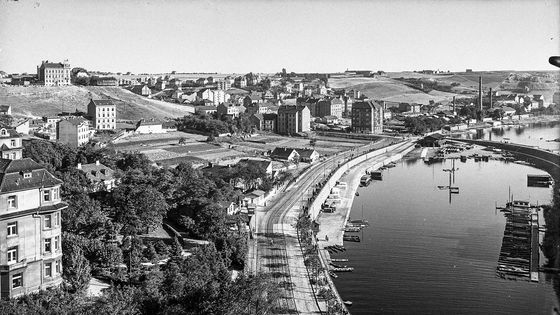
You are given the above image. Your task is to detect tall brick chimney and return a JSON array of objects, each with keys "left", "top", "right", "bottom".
[{"left": 478, "top": 76, "right": 482, "bottom": 111}]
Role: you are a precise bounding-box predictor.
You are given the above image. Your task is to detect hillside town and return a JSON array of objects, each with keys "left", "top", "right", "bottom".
[
  {"left": 0, "top": 0, "right": 559, "bottom": 313},
  {"left": 0, "top": 56, "right": 559, "bottom": 313}
]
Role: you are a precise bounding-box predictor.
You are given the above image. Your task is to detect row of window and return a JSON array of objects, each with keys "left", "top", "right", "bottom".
[
  {"left": 7, "top": 235, "right": 59, "bottom": 264},
  {"left": 11, "top": 260, "right": 61, "bottom": 289},
  {"left": 97, "top": 107, "right": 115, "bottom": 112},
  {"left": 7, "top": 214, "right": 60, "bottom": 238},
  {"left": 7, "top": 188, "right": 60, "bottom": 209}
]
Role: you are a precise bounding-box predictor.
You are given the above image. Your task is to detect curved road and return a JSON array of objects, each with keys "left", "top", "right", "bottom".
[{"left": 253, "top": 138, "right": 410, "bottom": 314}]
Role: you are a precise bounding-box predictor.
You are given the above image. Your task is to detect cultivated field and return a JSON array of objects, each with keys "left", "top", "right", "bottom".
[{"left": 0, "top": 85, "right": 193, "bottom": 121}]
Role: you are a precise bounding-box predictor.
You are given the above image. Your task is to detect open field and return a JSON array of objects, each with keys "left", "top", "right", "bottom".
[
  {"left": 329, "top": 76, "right": 460, "bottom": 105},
  {"left": 0, "top": 85, "right": 193, "bottom": 121},
  {"left": 113, "top": 130, "right": 373, "bottom": 168}
]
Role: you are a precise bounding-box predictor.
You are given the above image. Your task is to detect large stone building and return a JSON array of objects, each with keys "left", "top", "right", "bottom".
[
  {"left": 0, "top": 128, "right": 23, "bottom": 160},
  {"left": 87, "top": 99, "right": 117, "bottom": 130},
  {"left": 56, "top": 118, "right": 90, "bottom": 147},
  {"left": 37, "top": 60, "right": 71, "bottom": 86},
  {"left": 0, "top": 158, "right": 66, "bottom": 298},
  {"left": 277, "top": 105, "right": 310, "bottom": 135},
  {"left": 351, "top": 100, "right": 383, "bottom": 134},
  {"left": 316, "top": 98, "right": 343, "bottom": 118}
]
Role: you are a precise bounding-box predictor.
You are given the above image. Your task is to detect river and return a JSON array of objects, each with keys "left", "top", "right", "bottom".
[
  {"left": 454, "top": 121, "right": 560, "bottom": 153},
  {"left": 333, "top": 124, "right": 560, "bottom": 314}
]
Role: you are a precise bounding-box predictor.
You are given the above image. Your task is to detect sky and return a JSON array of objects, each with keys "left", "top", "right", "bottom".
[{"left": 0, "top": 0, "right": 559, "bottom": 74}]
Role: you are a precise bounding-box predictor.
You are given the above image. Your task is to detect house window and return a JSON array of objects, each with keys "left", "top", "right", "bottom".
[
  {"left": 44, "top": 238, "right": 52, "bottom": 252},
  {"left": 45, "top": 262, "right": 52, "bottom": 277},
  {"left": 54, "top": 212, "right": 60, "bottom": 226},
  {"left": 43, "top": 190, "right": 51, "bottom": 202},
  {"left": 10, "top": 139, "right": 16, "bottom": 147},
  {"left": 7, "top": 222, "right": 17, "bottom": 236},
  {"left": 23, "top": 172, "right": 31, "bottom": 179},
  {"left": 7, "top": 195, "right": 17, "bottom": 208},
  {"left": 55, "top": 260, "right": 61, "bottom": 273},
  {"left": 53, "top": 188, "right": 59, "bottom": 200},
  {"left": 7, "top": 246, "right": 18, "bottom": 263},
  {"left": 12, "top": 273, "right": 23, "bottom": 289},
  {"left": 54, "top": 236, "right": 60, "bottom": 250},
  {"left": 44, "top": 215, "right": 52, "bottom": 229}
]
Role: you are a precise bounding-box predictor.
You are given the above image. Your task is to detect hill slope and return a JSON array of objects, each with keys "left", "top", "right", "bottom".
[{"left": 0, "top": 85, "right": 193, "bottom": 121}]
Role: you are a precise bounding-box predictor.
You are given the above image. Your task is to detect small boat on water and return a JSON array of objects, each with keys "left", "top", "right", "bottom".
[
  {"left": 329, "top": 272, "right": 338, "bottom": 278},
  {"left": 355, "top": 191, "right": 359, "bottom": 196},
  {"left": 343, "top": 235, "right": 361, "bottom": 242},
  {"left": 331, "top": 267, "right": 354, "bottom": 272},
  {"left": 437, "top": 185, "right": 449, "bottom": 190},
  {"left": 331, "top": 258, "right": 349, "bottom": 262},
  {"left": 349, "top": 218, "right": 369, "bottom": 226},
  {"left": 344, "top": 301, "right": 353, "bottom": 306}
]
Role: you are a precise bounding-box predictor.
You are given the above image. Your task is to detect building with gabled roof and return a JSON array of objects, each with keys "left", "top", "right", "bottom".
[
  {"left": 0, "top": 128, "right": 23, "bottom": 160},
  {"left": 77, "top": 160, "right": 116, "bottom": 192},
  {"left": 0, "top": 158, "right": 67, "bottom": 298},
  {"left": 270, "top": 147, "right": 299, "bottom": 162},
  {"left": 0, "top": 106, "right": 12, "bottom": 116}
]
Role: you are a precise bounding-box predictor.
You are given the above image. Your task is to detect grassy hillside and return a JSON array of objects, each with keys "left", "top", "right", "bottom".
[
  {"left": 0, "top": 85, "right": 193, "bottom": 121},
  {"left": 329, "top": 77, "right": 459, "bottom": 105}
]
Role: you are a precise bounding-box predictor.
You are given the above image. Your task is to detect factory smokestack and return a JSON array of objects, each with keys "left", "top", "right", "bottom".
[
  {"left": 452, "top": 96, "right": 456, "bottom": 114},
  {"left": 478, "top": 76, "right": 482, "bottom": 112},
  {"left": 489, "top": 88, "right": 493, "bottom": 109}
]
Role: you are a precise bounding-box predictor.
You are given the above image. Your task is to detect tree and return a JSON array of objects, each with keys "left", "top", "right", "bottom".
[
  {"left": 0, "top": 115, "right": 13, "bottom": 128},
  {"left": 62, "top": 233, "right": 92, "bottom": 293},
  {"left": 178, "top": 137, "right": 187, "bottom": 145},
  {"left": 112, "top": 184, "right": 169, "bottom": 235}
]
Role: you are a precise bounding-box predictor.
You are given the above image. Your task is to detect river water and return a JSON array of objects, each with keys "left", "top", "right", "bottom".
[
  {"left": 333, "top": 124, "right": 560, "bottom": 314},
  {"left": 455, "top": 121, "right": 560, "bottom": 153}
]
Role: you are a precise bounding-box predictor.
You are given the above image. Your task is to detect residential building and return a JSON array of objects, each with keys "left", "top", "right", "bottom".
[
  {"left": 172, "top": 89, "right": 184, "bottom": 100},
  {"left": 234, "top": 76, "right": 247, "bottom": 88},
  {"left": 56, "top": 118, "right": 90, "bottom": 147},
  {"left": 249, "top": 114, "right": 264, "bottom": 130},
  {"left": 11, "top": 120, "right": 30, "bottom": 136},
  {"left": 195, "top": 105, "right": 218, "bottom": 116},
  {"left": 270, "top": 147, "right": 299, "bottom": 162},
  {"left": 351, "top": 100, "right": 383, "bottom": 134},
  {"left": 0, "top": 128, "right": 23, "bottom": 160},
  {"left": 553, "top": 92, "right": 560, "bottom": 106},
  {"left": 277, "top": 105, "right": 310, "bottom": 135},
  {"left": 316, "top": 99, "right": 343, "bottom": 118},
  {"left": 77, "top": 161, "right": 116, "bottom": 192},
  {"left": 135, "top": 120, "right": 164, "bottom": 134},
  {"left": 217, "top": 80, "right": 231, "bottom": 90},
  {"left": 262, "top": 114, "right": 277, "bottom": 132},
  {"left": 87, "top": 99, "right": 117, "bottom": 130},
  {"left": 196, "top": 78, "right": 208, "bottom": 86},
  {"left": 296, "top": 148, "right": 320, "bottom": 163},
  {"left": 37, "top": 60, "right": 71, "bottom": 86},
  {"left": 0, "top": 106, "right": 12, "bottom": 116},
  {"left": 91, "top": 77, "right": 118, "bottom": 86},
  {"left": 0, "top": 158, "right": 66, "bottom": 298},
  {"left": 217, "top": 103, "right": 245, "bottom": 118}
]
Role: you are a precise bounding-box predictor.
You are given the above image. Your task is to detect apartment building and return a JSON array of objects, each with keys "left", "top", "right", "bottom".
[
  {"left": 87, "top": 99, "right": 117, "bottom": 130},
  {"left": 277, "top": 105, "right": 310, "bottom": 135},
  {"left": 56, "top": 118, "right": 90, "bottom": 147},
  {"left": 351, "top": 100, "right": 384, "bottom": 134},
  {"left": 37, "top": 60, "right": 71, "bottom": 86},
  {"left": 0, "top": 158, "right": 66, "bottom": 298}
]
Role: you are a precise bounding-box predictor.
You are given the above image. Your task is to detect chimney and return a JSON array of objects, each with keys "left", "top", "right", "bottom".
[
  {"left": 95, "top": 160, "right": 100, "bottom": 166},
  {"left": 77, "top": 163, "right": 82, "bottom": 169},
  {"left": 452, "top": 96, "right": 456, "bottom": 114},
  {"left": 489, "top": 88, "right": 493, "bottom": 109},
  {"left": 478, "top": 76, "right": 482, "bottom": 112}
]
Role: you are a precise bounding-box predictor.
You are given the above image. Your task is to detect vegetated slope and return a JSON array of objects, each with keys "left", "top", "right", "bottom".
[
  {"left": 0, "top": 85, "right": 193, "bottom": 121},
  {"left": 329, "top": 77, "right": 458, "bottom": 105}
]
